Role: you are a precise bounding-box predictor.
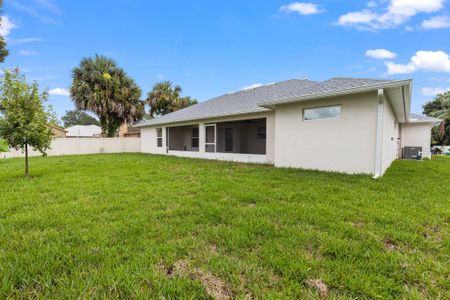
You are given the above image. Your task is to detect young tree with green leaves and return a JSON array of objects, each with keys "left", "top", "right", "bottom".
[
  {"left": 0, "top": 69, "right": 53, "bottom": 177},
  {"left": 146, "top": 81, "right": 197, "bottom": 118},
  {"left": 62, "top": 109, "right": 99, "bottom": 127},
  {"left": 70, "top": 55, "right": 144, "bottom": 137},
  {"left": 423, "top": 91, "right": 450, "bottom": 145}
]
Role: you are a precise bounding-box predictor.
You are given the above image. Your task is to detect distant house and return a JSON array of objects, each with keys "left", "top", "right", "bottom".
[
  {"left": 118, "top": 123, "right": 141, "bottom": 138},
  {"left": 49, "top": 124, "right": 67, "bottom": 138},
  {"left": 136, "top": 77, "right": 441, "bottom": 177},
  {"left": 66, "top": 125, "right": 102, "bottom": 137}
]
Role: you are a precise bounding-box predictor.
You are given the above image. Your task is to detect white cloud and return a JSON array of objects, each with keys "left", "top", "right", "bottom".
[
  {"left": 422, "top": 87, "right": 450, "bottom": 96},
  {"left": 367, "top": 1, "right": 378, "bottom": 8},
  {"left": 366, "top": 49, "right": 397, "bottom": 59},
  {"left": 280, "top": 2, "right": 323, "bottom": 15},
  {"left": 0, "top": 16, "right": 18, "bottom": 38},
  {"left": 421, "top": 16, "right": 450, "bottom": 29},
  {"left": 338, "top": 10, "right": 378, "bottom": 26},
  {"left": 157, "top": 74, "right": 163, "bottom": 80},
  {"left": 386, "top": 50, "right": 450, "bottom": 74},
  {"left": 19, "top": 49, "right": 39, "bottom": 56},
  {"left": 9, "top": 37, "right": 43, "bottom": 44},
  {"left": 242, "top": 83, "right": 263, "bottom": 90},
  {"left": 9, "top": 0, "right": 60, "bottom": 24},
  {"left": 337, "top": 0, "right": 446, "bottom": 30},
  {"left": 35, "top": 0, "right": 62, "bottom": 15},
  {"left": 385, "top": 62, "right": 416, "bottom": 74},
  {"left": 48, "top": 88, "right": 70, "bottom": 96}
]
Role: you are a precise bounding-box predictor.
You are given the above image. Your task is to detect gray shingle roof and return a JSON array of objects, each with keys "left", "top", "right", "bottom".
[{"left": 136, "top": 77, "right": 397, "bottom": 127}]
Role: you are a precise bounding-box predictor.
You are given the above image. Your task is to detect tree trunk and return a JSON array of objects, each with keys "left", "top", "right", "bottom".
[
  {"left": 100, "top": 116, "right": 108, "bottom": 137},
  {"left": 25, "top": 142, "right": 29, "bottom": 177}
]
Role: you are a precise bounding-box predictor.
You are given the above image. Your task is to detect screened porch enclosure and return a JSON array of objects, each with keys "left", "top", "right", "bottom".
[
  {"left": 167, "top": 125, "right": 199, "bottom": 151},
  {"left": 167, "top": 118, "right": 267, "bottom": 155}
]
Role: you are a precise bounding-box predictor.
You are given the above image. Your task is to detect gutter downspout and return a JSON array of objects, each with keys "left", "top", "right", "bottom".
[{"left": 373, "top": 89, "right": 384, "bottom": 179}]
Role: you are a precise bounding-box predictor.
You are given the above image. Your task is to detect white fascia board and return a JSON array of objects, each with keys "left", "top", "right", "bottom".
[{"left": 259, "top": 80, "right": 413, "bottom": 108}]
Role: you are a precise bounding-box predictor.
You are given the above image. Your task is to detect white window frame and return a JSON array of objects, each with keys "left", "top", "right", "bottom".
[
  {"left": 204, "top": 123, "right": 216, "bottom": 153},
  {"left": 156, "top": 128, "right": 163, "bottom": 147},
  {"left": 191, "top": 127, "right": 199, "bottom": 148},
  {"left": 303, "top": 105, "right": 341, "bottom": 121}
]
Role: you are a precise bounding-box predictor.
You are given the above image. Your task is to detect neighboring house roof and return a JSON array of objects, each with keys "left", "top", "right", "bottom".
[
  {"left": 135, "top": 77, "right": 408, "bottom": 127},
  {"left": 49, "top": 124, "right": 68, "bottom": 133},
  {"left": 409, "top": 113, "right": 442, "bottom": 124},
  {"left": 66, "top": 125, "right": 102, "bottom": 137}
]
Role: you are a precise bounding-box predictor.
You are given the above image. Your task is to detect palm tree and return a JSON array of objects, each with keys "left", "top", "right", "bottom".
[
  {"left": 70, "top": 55, "right": 144, "bottom": 137},
  {"left": 146, "top": 81, "right": 197, "bottom": 118},
  {"left": 431, "top": 91, "right": 450, "bottom": 119}
]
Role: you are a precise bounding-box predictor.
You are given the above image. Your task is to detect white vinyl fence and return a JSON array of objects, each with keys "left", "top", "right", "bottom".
[{"left": 1, "top": 137, "right": 141, "bottom": 159}]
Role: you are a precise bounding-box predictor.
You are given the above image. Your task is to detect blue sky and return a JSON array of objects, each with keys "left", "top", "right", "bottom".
[{"left": 1, "top": 0, "right": 450, "bottom": 119}]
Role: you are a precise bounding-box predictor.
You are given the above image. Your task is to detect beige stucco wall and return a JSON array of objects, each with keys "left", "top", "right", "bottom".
[
  {"left": 400, "top": 123, "right": 433, "bottom": 158},
  {"left": 380, "top": 97, "right": 400, "bottom": 174},
  {"left": 141, "top": 126, "right": 167, "bottom": 155},
  {"left": 273, "top": 92, "right": 378, "bottom": 174}
]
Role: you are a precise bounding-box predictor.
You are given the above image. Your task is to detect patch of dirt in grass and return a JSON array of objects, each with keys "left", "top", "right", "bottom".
[
  {"left": 159, "top": 259, "right": 189, "bottom": 277},
  {"left": 209, "top": 244, "right": 218, "bottom": 254},
  {"left": 305, "top": 278, "right": 329, "bottom": 298},
  {"left": 422, "top": 225, "right": 442, "bottom": 242},
  {"left": 384, "top": 239, "right": 401, "bottom": 252},
  {"left": 158, "top": 259, "right": 233, "bottom": 300},
  {"left": 242, "top": 202, "right": 256, "bottom": 208},
  {"left": 349, "top": 221, "right": 365, "bottom": 228},
  {"left": 195, "top": 270, "right": 233, "bottom": 300}
]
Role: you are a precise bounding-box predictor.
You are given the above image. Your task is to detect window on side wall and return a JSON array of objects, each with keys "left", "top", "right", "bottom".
[
  {"left": 156, "top": 128, "right": 163, "bottom": 147},
  {"left": 303, "top": 105, "right": 341, "bottom": 121}
]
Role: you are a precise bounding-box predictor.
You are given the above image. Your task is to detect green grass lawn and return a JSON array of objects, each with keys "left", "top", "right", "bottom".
[{"left": 0, "top": 154, "right": 449, "bottom": 299}]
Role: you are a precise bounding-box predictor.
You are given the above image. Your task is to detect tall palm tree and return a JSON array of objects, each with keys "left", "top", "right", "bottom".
[
  {"left": 70, "top": 55, "right": 144, "bottom": 137},
  {"left": 146, "top": 81, "right": 197, "bottom": 118}
]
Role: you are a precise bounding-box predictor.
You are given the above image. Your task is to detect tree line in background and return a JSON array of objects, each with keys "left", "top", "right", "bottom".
[
  {"left": 69, "top": 54, "right": 197, "bottom": 137},
  {"left": 423, "top": 91, "right": 450, "bottom": 145}
]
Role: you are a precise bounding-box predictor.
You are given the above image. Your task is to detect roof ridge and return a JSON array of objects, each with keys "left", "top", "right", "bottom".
[
  {"left": 328, "top": 76, "right": 394, "bottom": 81},
  {"left": 215, "top": 78, "right": 313, "bottom": 97}
]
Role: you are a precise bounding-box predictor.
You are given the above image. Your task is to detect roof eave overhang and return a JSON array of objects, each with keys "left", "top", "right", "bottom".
[
  {"left": 134, "top": 108, "right": 270, "bottom": 128},
  {"left": 258, "top": 80, "right": 413, "bottom": 109}
]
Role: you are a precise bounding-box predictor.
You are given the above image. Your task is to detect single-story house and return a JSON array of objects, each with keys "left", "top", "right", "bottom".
[
  {"left": 118, "top": 123, "right": 141, "bottom": 138},
  {"left": 49, "top": 124, "right": 67, "bottom": 138},
  {"left": 66, "top": 125, "right": 102, "bottom": 138},
  {"left": 135, "top": 77, "right": 441, "bottom": 177}
]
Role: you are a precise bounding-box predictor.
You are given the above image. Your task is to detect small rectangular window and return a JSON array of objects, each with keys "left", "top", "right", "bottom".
[
  {"left": 192, "top": 127, "right": 199, "bottom": 148},
  {"left": 304, "top": 105, "right": 341, "bottom": 121},
  {"left": 156, "top": 128, "right": 163, "bottom": 147},
  {"left": 256, "top": 126, "right": 266, "bottom": 139}
]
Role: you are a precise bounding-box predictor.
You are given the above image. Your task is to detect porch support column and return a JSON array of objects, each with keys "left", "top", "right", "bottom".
[
  {"left": 163, "top": 126, "right": 168, "bottom": 153},
  {"left": 373, "top": 89, "right": 384, "bottom": 179},
  {"left": 199, "top": 122, "right": 205, "bottom": 153}
]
